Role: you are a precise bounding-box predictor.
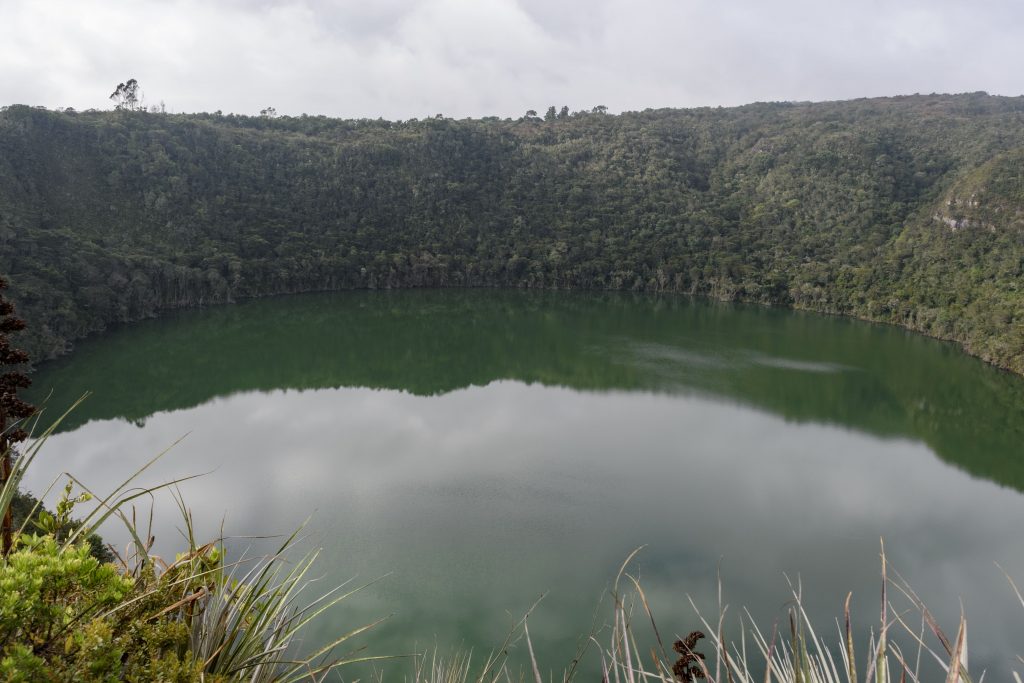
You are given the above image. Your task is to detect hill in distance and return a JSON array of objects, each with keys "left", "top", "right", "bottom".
[{"left": 1, "top": 92, "right": 1022, "bottom": 373}]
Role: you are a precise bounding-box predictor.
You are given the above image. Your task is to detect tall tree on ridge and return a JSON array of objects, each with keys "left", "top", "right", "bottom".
[{"left": 109, "top": 78, "right": 141, "bottom": 111}]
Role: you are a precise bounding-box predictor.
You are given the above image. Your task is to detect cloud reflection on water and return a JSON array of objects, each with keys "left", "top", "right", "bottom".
[{"left": 23, "top": 380, "right": 1024, "bottom": 678}]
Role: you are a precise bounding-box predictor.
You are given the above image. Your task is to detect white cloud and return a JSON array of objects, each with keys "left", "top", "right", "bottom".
[{"left": 1, "top": 0, "right": 1022, "bottom": 118}]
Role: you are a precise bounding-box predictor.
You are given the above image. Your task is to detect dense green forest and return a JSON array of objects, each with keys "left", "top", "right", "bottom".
[{"left": 1, "top": 93, "right": 1022, "bottom": 372}]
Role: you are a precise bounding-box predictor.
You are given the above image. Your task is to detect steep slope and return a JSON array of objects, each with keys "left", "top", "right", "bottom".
[{"left": 878, "top": 148, "right": 1024, "bottom": 370}]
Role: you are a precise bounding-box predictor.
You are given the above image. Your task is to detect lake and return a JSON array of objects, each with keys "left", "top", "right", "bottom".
[{"left": 23, "top": 289, "right": 1024, "bottom": 679}]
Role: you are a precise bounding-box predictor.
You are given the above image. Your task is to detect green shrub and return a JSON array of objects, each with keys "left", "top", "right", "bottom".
[{"left": 0, "top": 532, "right": 222, "bottom": 680}]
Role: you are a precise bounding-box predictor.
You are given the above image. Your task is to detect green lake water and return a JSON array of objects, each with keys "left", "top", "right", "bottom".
[{"left": 23, "top": 289, "right": 1024, "bottom": 679}]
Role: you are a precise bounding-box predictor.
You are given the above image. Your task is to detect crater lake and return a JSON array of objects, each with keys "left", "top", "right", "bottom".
[{"left": 23, "top": 289, "right": 1024, "bottom": 679}]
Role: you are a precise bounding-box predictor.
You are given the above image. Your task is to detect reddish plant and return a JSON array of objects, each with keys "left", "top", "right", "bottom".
[{"left": 0, "top": 276, "right": 35, "bottom": 555}]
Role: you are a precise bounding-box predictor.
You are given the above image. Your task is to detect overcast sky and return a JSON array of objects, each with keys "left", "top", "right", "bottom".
[{"left": 2, "top": 0, "right": 1022, "bottom": 119}]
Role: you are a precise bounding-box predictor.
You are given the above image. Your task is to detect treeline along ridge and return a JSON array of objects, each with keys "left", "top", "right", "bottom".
[{"left": 1, "top": 93, "right": 1022, "bottom": 372}]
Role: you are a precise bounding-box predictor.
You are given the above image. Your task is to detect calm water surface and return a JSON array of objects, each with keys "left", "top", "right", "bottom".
[{"left": 24, "top": 290, "right": 1024, "bottom": 679}]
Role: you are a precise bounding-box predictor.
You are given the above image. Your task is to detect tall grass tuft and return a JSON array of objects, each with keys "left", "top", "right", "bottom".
[
  {"left": 0, "top": 401, "right": 388, "bottom": 681},
  {"left": 562, "top": 545, "right": 994, "bottom": 683}
]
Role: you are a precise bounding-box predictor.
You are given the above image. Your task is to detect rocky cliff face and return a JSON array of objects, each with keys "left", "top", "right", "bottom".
[{"left": 933, "top": 149, "right": 1024, "bottom": 234}]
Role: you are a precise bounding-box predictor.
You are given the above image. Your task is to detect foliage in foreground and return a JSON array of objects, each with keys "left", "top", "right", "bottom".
[
  {"left": 587, "top": 550, "right": 978, "bottom": 683},
  {"left": 469, "top": 548, "right": 1022, "bottom": 683},
  {"left": 0, "top": 413, "right": 383, "bottom": 682},
  {"left": 0, "top": 533, "right": 193, "bottom": 682}
]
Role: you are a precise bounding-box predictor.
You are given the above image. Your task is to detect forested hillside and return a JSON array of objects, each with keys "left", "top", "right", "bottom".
[{"left": 1, "top": 93, "right": 1023, "bottom": 372}]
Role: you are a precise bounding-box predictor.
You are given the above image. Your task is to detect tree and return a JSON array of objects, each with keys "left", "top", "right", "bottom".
[
  {"left": 109, "top": 79, "right": 141, "bottom": 111},
  {"left": 592, "top": 105, "right": 608, "bottom": 114},
  {"left": 260, "top": 106, "right": 277, "bottom": 118},
  {"left": 558, "top": 106, "right": 569, "bottom": 120},
  {"left": 544, "top": 106, "right": 557, "bottom": 121},
  {"left": 525, "top": 109, "right": 538, "bottom": 119},
  {"left": 0, "top": 277, "right": 34, "bottom": 556}
]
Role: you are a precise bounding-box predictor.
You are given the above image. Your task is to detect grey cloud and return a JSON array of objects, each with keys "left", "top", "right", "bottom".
[{"left": 1, "top": 0, "right": 1022, "bottom": 118}]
